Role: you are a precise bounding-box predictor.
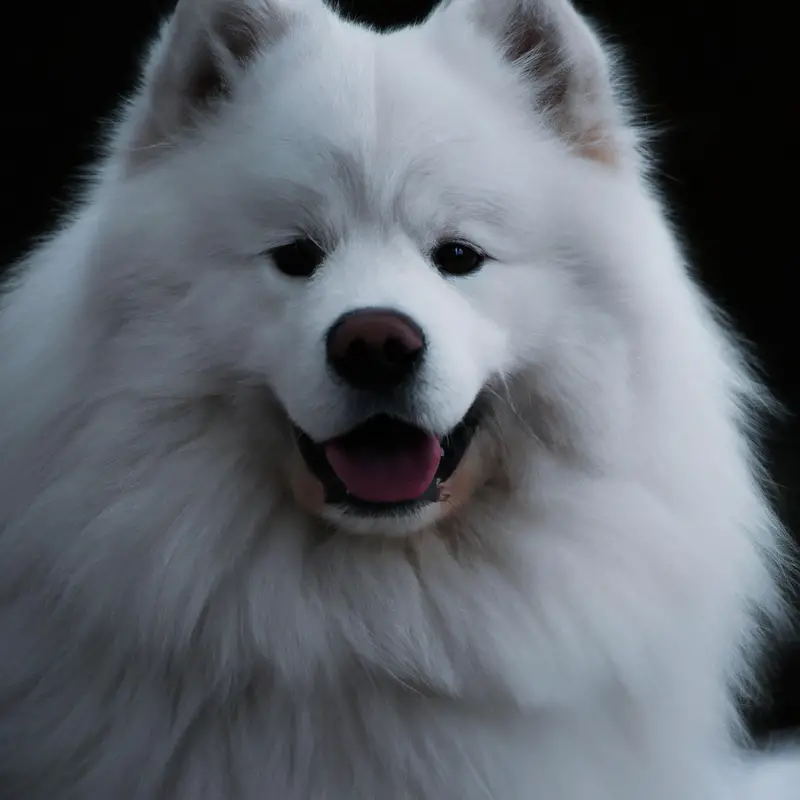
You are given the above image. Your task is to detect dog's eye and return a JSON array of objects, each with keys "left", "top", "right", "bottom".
[
  {"left": 431, "top": 241, "right": 485, "bottom": 276},
  {"left": 269, "top": 238, "right": 326, "bottom": 278}
]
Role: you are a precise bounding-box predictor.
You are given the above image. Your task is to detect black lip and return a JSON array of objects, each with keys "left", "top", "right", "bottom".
[{"left": 293, "top": 398, "right": 485, "bottom": 515}]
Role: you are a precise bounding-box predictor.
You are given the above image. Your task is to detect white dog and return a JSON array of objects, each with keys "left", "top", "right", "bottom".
[{"left": 0, "top": 0, "right": 797, "bottom": 797}]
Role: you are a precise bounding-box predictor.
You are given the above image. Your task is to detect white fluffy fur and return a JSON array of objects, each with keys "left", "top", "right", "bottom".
[{"left": 0, "top": 0, "right": 797, "bottom": 797}]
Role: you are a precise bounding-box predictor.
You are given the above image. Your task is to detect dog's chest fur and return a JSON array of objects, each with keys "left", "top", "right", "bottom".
[{"left": 16, "top": 676, "right": 717, "bottom": 800}]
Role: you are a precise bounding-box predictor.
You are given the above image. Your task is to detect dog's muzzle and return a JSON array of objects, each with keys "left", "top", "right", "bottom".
[{"left": 293, "top": 307, "right": 484, "bottom": 515}]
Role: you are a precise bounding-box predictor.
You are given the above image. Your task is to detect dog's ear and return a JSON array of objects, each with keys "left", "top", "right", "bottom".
[
  {"left": 432, "top": 0, "right": 631, "bottom": 166},
  {"left": 121, "top": 0, "right": 301, "bottom": 166}
]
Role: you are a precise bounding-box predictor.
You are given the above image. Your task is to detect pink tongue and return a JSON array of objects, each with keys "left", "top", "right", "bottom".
[{"left": 324, "top": 433, "right": 442, "bottom": 504}]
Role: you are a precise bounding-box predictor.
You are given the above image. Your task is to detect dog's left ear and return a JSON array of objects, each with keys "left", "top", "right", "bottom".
[
  {"left": 119, "top": 0, "right": 303, "bottom": 168},
  {"left": 431, "top": 0, "right": 631, "bottom": 166}
]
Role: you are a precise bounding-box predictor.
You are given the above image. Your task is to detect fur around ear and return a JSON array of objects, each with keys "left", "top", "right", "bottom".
[
  {"left": 123, "top": 0, "right": 300, "bottom": 166},
  {"left": 433, "top": 0, "right": 630, "bottom": 166}
]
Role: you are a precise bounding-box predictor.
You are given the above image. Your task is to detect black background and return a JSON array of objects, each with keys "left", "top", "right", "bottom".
[{"left": 0, "top": 0, "right": 796, "bottom": 737}]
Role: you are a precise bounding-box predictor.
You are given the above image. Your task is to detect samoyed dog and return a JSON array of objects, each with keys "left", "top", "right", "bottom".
[{"left": 0, "top": 0, "right": 797, "bottom": 796}]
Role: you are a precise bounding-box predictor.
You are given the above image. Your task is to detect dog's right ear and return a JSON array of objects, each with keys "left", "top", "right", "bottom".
[
  {"left": 431, "top": 0, "right": 632, "bottom": 167},
  {"left": 121, "top": 0, "right": 301, "bottom": 167}
]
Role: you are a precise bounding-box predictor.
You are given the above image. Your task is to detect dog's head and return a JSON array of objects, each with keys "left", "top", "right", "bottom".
[{"left": 90, "top": 0, "right": 643, "bottom": 539}]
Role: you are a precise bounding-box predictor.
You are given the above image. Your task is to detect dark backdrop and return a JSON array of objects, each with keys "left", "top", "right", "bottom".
[{"left": 1, "top": 0, "right": 796, "bottom": 736}]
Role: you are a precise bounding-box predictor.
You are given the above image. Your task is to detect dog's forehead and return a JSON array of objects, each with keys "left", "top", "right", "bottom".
[
  {"left": 251, "top": 28, "right": 485, "bottom": 159},
  {"left": 232, "top": 23, "right": 546, "bottom": 233}
]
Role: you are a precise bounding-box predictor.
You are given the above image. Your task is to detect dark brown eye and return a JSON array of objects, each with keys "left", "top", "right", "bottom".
[
  {"left": 431, "top": 240, "right": 485, "bottom": 276},
  {"left": 269, "top": 238, "right": 325, "bottom": 278}
]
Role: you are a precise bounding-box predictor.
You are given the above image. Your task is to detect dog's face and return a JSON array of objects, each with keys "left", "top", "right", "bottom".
[
  {"left": 237, "top": 45, "right": 519, "bottom": 533},
  {"left": 95, "top": 0, "right": 637, "bottom": 539},
  {"left": 209, "top": 26, "right": 561, "bottom": 536}
]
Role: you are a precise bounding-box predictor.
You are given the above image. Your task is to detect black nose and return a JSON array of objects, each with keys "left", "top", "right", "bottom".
[{"left": 326, "top": 308, "right": 426, "bottom": 392}]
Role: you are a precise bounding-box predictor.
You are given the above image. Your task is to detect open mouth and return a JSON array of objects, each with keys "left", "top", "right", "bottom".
[{"left": 294, "top": 402, "right": 483, "bottom": 514}]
